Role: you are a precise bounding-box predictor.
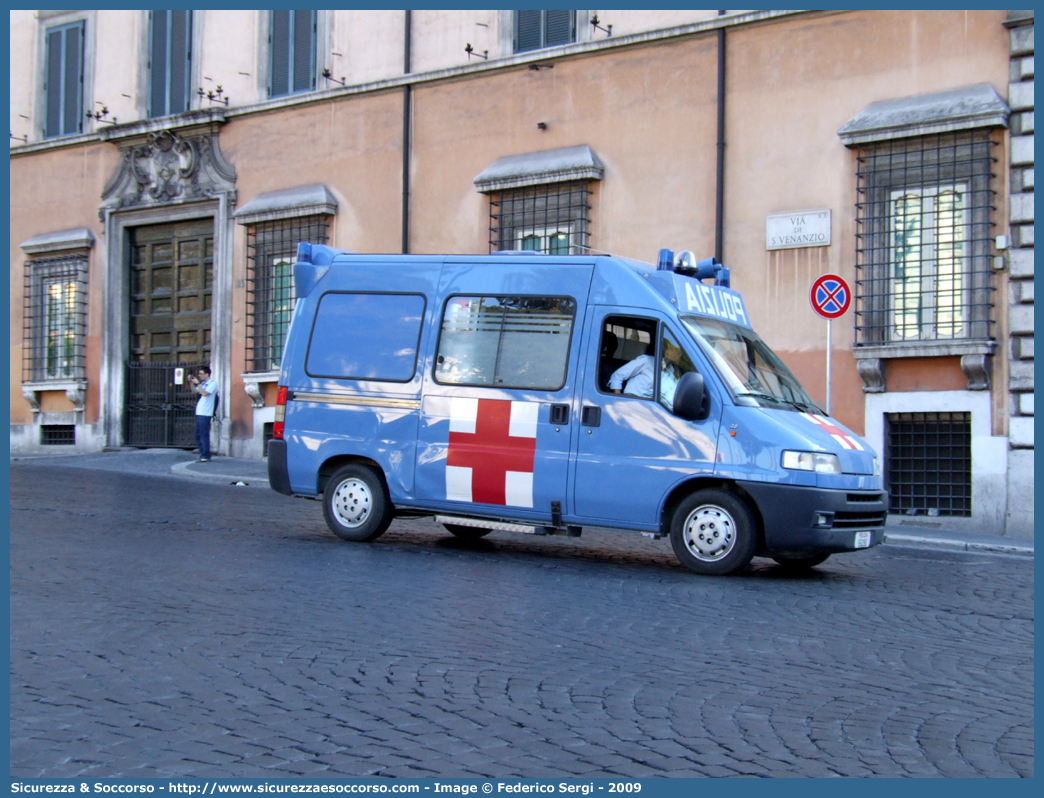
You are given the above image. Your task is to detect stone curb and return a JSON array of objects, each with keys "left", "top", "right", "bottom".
[
  {"left": 883, "top": 532, "right": 1033, "bottom": 557},
  {"left": 170, "top": 460, "right": 270, "bottom": 488}
]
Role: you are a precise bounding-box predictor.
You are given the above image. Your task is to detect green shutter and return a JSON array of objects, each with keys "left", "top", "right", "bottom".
[
  {"left": 269, "top": 10, "right": 291, "bottom": 97},
  {"left": 45, "top": 22, "right": 84, "bottom": 138},
  {"left": 515, "top": 10, "right": 542, "bottom": 53},
  {"left": 149, "top": 11, "right": 168, "bottom": 117},
  {"left": 292, "top": 10, "right": 316, "bottom": 93}
]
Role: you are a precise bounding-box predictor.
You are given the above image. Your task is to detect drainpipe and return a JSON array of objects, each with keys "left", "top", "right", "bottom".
[
  {"left": 714, "top": 11, "right": 726, "bottom": 264},
  {"left": 402, "top": 10, "right": 412, "bottom": 254}
]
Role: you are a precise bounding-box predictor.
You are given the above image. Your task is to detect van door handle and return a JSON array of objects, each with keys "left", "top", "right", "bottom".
[
  {"left": 581, "top": 406, "right": 601, "bottom": 427},
  {"left": 550, "top": 404, "right": 569, "bottom": 425}
]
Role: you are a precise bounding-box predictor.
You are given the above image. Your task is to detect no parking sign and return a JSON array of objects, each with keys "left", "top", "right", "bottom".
[
  {"left": 809, "top": 274, "right": 851, "bottom": 416},
  {"left": 810, "top": 274, "right": 851, "bottom": 319}
]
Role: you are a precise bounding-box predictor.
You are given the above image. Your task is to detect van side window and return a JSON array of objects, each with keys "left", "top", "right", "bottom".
[
  {"left": 599, "top": 316, "right": 657, "bottom": 396},
  {"left": 435, "top": 296, "right": 576, "bottom": 390},
  {"left": 306, "top": 292, "right": 425, "bottom": 381},
  {"left": 658, "top": 327, "right": 698, "bottom": 412}
]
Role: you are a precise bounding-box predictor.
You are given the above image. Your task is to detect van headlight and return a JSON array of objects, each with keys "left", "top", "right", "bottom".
[
  {"left": 781, "top": 450, "right": 842, "bottom": 474},
  {"left": 874, "top": 456, "right": 881, "bottom": 476}
]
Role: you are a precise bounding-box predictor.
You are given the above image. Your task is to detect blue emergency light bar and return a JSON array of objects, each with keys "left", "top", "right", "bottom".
[{"left": 656, "top": 248, "right": 730, "bottom": 288}]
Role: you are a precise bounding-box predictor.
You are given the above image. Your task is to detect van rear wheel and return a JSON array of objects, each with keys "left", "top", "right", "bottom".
[
  {"left": 443, "top": 523, "right": 492, "bottom": 540},
  {"left": 669, "top": 488, "right": 758, "bottom": 576},
  {"left": 322, "top": 464, "right": 392, "bottom": 542}
]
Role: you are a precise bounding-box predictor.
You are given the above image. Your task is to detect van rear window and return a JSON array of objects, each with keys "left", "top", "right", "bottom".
[
  {"left": 306, "top": 292, "right": 425, "bottom": 381},
  {"left": 435, "top": 296, "right": 576, "bottom": 390}
]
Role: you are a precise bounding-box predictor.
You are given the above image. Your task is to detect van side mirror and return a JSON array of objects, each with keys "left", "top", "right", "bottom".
[{"left": 673, "top": 371, "right": 710, "bottom": 421}]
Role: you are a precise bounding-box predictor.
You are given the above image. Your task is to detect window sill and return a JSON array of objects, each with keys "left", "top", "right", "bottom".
[
  {"left": 241, "top": 370, "right": 280, "bottom": 382},
  {"left": 854, "top": 341, "right": 995, "bottom": 393},
  {"left": 22, "top": 380, "right": 88, "bottom": 413},
  {"left": 854, "top": 340, "right": 995, "bottom": 360},
  {"left": 242, "top": 371, "right": 280, "bottom": 409}
]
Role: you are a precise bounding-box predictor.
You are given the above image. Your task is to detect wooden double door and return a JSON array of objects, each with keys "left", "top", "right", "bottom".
[{"left": 124, "top": 219, "right": 214, "bottom": 447}]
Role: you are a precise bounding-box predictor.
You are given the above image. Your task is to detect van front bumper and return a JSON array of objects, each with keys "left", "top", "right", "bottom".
[
  {"left": 738, "top": 481, "right": 887, "bottom": 556},
  {"left": 267, "top": 439, "right": 293, "bottom": 495}
]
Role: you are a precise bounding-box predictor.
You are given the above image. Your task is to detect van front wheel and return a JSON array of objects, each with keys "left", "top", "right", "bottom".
[
  {"left": 323, "top": 464, "right": 392, "bottom": 542},
  {"left": 670, "top": 488, "right": 758, "bottom": 576}
]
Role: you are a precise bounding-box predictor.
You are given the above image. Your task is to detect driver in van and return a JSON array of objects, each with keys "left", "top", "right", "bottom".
[{"left": 608, "top": 343, "right": 655, "bottom": 398}]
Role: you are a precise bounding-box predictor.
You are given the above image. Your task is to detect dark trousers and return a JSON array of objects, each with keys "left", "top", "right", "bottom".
[{"left": 195, "top": 415, "right": 212, "bottom": 459}]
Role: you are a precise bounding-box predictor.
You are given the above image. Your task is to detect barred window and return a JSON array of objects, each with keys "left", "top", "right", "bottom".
[
  {"left": 886, "top": 411, "right": 971, "bottom": 518},
  {"left": 854, "top": 131, "right": 996, "bottom": 346},
  {"left": 246, "top": 215, "right": 328, "bottom": 373},
  {"left": 23, "top": 255, "right": 88, "bottom": 382},
  {"left": 489, "top": 182, "right": 591, "bottom": 255}
]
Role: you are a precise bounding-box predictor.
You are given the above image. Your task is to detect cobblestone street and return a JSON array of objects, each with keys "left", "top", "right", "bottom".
[{"left": 10, "top": 463, "right": 1034, "bottom": 778}]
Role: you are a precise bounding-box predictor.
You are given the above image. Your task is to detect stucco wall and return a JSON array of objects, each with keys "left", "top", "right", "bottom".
[
  {"left": 410, "top": 34, "right": 719, "bottom": 259},
  {"left": 725, "top": 9, "right": 1010, "bottom": 433},
  {"left": 220, "top": 90, "right": 406, "bottom": 439},
  {"left": 9, "top": 141, "right": 118, "bottom": 426},
  {"left": 9, "top": 11, "right": 36, "bottom": 142},
  {"left": 199, "top": 10, "right": 260, "bottom": 108},
  {"left": 331, "top": 11, "right": 403, "bottom": 85}
]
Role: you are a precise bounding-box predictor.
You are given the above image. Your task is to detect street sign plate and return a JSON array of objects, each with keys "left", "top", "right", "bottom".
[
  {"left": 854, "top": 531, "right": 871, "bottom": 549},
  {"left": 810, "top": 274, "right": 851, "bottom": 319}
]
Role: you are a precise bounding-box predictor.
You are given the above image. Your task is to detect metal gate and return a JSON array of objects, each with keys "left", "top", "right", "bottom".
[{"left": 124, "top": 360, "right": 205, "bottom": 448}]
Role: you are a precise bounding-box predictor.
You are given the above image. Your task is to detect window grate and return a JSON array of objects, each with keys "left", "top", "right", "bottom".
[
  {"left": 854, "top": 130, "right": 996, "bottom": 346},
  {"left": 886, "top": 411, "right": 971, "bottom": 517},
  {"left": 489, "top": 181, "right": 592, "bottom": 255},
  {"left": 41, "top": 424, "right": 76, "bottom": 446},
  {"left": 245, "top": 215, "right": 328, "bottom": 373},
  {"left": 23, "top": 255, "right": 88, "bottom": 383}
]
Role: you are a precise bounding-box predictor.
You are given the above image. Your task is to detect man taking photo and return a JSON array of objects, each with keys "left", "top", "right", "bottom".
[{"left": 187, "top": 366, "right": 217, "bottom": 462}]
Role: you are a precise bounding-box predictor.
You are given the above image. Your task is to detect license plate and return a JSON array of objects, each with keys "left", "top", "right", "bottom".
[{"left": 854, "top": 531, "right": 872, "bottom": 549}]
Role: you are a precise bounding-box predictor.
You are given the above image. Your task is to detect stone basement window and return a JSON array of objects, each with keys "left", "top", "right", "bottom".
[{"left": 886, "top": 411, "right": 972, "bottom": 518}]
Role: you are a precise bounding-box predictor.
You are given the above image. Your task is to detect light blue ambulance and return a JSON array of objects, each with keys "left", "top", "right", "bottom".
[{"left": 268, "top": 244, "right": 886, "bottom": 575}]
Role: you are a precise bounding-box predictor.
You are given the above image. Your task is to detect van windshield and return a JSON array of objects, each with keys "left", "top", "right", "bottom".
[{"left": 680, "top": 315, "right": 821, "bottom": 413}]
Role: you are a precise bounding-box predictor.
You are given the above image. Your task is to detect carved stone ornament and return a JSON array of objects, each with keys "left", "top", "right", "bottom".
[
  {"left": 65, "top": 387, "right": 86, "bottom": 411},
  {"left": 22, "top": 387, "right": 41, "bottom": 414},
  {"left": 101, "top": 126, "right": 236, "bottom": 212},
  {"left": 856, "top": 358, "right": 886, "bottom": 393},
  {"left": 244, "top": 382, "right": 266, "bottom": 409},
  {"left": 961, "top": 354, "right": 991, "bottom": 391}
]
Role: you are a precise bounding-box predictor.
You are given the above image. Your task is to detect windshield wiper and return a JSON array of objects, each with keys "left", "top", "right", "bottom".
[{"left": 736, "top": 391, "right": 816, "bottom": 413}]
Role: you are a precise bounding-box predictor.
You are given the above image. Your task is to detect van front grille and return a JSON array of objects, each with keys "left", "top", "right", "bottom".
[
  {"left": 833, "top": 510, "right": 887, "bottom": 530},
  {"left": 847, "top": 492, "right": 884, "bottom": 504}
]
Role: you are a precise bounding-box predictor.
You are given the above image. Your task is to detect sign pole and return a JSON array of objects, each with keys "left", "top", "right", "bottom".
[
  {"left": 826, "top": 318, "right": 832, "bottom": 416},
  {"left": 809, "top": 273, "right": 850, "bottom": 418}
]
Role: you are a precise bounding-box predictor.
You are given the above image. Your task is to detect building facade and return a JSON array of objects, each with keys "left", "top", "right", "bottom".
[{"left": 9, "top": 10, "right": 1032, "bottom": 539}]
